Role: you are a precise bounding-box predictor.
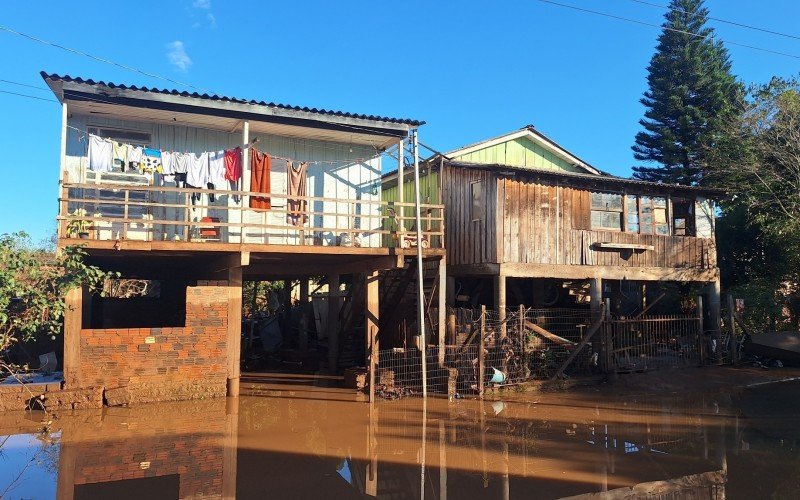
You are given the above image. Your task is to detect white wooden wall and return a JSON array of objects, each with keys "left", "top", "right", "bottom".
[{"left": 64, "top": 115, "right": 383, "bottom": 247}]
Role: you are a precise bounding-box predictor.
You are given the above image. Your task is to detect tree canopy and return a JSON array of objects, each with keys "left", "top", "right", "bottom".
[{"left": 632, "top": 0, "right": 740, "bottom": 185}]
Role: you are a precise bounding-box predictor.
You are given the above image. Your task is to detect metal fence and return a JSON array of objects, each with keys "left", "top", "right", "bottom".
[
  {"left": 603, "top": 315, "right": 704, "bottom": 373},
  {"left": 373, "top": 306, "right": 704, "bottom": 398}
]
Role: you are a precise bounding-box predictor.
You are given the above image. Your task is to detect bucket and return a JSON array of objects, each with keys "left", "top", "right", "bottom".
[{"left": 490, "top": 367, "right": 507, "bottom": 384}]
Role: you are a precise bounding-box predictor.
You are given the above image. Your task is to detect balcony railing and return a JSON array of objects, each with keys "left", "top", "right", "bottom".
[{"left": 57, "top": 182, "right": 444, "bottom": 250}]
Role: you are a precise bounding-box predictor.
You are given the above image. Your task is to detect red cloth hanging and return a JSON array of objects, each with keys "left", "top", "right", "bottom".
[
  {"left": 224, "top": 147, "right": 242, "bottom": 182},
  {"left": 249, "top": 147, "right": 271, "bottom": 210}
]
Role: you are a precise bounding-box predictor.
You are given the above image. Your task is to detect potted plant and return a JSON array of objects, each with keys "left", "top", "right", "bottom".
[{"left": 66, "top": 208, "right": 92, "bottom": 239}]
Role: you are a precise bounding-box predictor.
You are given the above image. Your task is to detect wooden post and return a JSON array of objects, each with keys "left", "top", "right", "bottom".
[
  {"left": 495, "top": 275, "right": 507, "bottom": 339},
  {"left": 728, "top": 294, "right": 737, "bottom": 364},
  {"left": 438, "top": 257, "right": 447, "bottom": 367},
  {"left": 328, "top": 274, "right": 341, "bottom": 374},
  {"left": 397, "top": 139, "right": 405, "bottom": 229},
  {"left": 707, "top": 280, "right": 722, "bottom": 364},
  {"left": 603, "top": 298, "right": 612, "bottom": 373},
  {"left": 697, "top": 294, "right": 706, "bottom": 364},
  {"left": 447, "top": 313, "right": 456, "bottom": 346},
  {"left": 63, "top": 287, "right": 83, "bottom": 388},
  {"left": 589, "top": 278, "right": 603, "bottom": 320},
  {"left": 227, "top": 263, "right": 243, "bottom": 397},
  {"left": 479, "top": 305, "right": 486, "bottom": 399},
  {"left": 299, "top": 278, "right": 309, "bottom": 353},
  {"left": 519, "top": 304, "right": 526, "bottom": 379},
  {"left": 365, "top": 271, "right": 379, "bottom": 403}
]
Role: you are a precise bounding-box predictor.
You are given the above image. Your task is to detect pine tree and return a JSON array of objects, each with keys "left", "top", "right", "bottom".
[{"left": 632, "top": 0, "right": 740, "bottom": 185}]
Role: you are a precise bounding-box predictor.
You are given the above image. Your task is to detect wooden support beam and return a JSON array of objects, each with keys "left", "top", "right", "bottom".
[
  {"left": 707, "top": 280, "right": 722, "bottom": 363},
  {"left": 438, "top": 257, "right": 447, "bottom": 367},
  {"left": 63, "top": 287, "right": 83, "bottom": 388},
  {"left": 524, "top": 320, "right": 575, "bottom": 346},
  {"left": 494, "top": 275, "right": 507, "bottom": 339},
  {"left": 366, "top": 271, "right": 379, "bottom": 403},
  {"left": 244, "top": 255, "right": 400, "bottom": 278},
  {"left": 479, "top": 305, "right": 486, "bottom": 399},
  {"left": 328, "top": 274, "right": 341, "bottom": 374},
  {"left": 227, "top": 264, "right": 243, "bottom": 397},
  {"left": 589, "top": 278, "right": 603, "bottom": 321},
  {"left": 728, "top": 294, "right": 738, "bottom": 364}
]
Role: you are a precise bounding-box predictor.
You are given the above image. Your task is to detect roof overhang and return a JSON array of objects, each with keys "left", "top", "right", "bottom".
[{"left": 43, "top": 73, "right": 421, "bottom": 149}]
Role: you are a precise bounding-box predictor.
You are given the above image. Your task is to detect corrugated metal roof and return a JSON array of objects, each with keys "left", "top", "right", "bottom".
[{"left": 41, "top": 71, "right": 424, "bottom": 126}]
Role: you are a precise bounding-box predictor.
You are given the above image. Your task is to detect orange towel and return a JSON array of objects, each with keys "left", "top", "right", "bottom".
[{"left": 249, "top": 147, "right": 271, "bottom": 210}]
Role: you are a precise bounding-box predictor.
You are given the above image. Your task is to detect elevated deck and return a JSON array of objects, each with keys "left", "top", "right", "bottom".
[{"left": 58, "top": 181, "right": 444, "bottom": 275}]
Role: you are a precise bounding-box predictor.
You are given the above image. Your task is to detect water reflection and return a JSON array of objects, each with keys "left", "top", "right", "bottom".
[{"left": 0, "top": 377, "right": 798, "bottom": 499}]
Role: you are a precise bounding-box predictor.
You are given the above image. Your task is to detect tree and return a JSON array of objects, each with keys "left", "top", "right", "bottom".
[
  {"left": 632, "top": 0, "right": 740, "bottom": 185},
  {"left": 0, "top": 232, "right": 114, "bottom": 377},
  {"left": 710, "top": 77, "right": 800, "bottom": 331}
]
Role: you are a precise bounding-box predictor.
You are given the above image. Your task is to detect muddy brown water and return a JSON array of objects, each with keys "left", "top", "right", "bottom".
[{"left": 1, "top": 375, "right": 799, "bottom": 499}]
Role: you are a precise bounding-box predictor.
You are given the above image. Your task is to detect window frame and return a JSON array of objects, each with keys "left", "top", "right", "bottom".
[{"left": 590, "top": 191, "right": 624, "bottom": 232}]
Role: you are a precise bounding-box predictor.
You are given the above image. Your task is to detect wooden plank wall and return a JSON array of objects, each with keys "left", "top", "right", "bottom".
[
  {"left": 496, "top": 176, "right": 717, "bottom": 270},
  {"left": 443, "top": 166, "right": 497, "bottom": 266}
]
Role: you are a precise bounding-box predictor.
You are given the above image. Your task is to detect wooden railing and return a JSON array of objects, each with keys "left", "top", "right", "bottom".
[{"left": 57, "top": 182, "right": 444, "bottom": 249}]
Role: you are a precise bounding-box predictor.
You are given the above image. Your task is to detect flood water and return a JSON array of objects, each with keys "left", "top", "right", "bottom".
[{"left": 1, "top": 374, "right": 799, "bottom": 499}]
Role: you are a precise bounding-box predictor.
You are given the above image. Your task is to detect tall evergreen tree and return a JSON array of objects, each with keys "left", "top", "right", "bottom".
[{"left": 632, "top": 0, "right": 739, "bottom": 185}]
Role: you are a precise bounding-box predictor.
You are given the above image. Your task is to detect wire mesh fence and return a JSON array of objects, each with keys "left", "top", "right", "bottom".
[{"left": 373, "top": 306, "right": 704, "bottom": 398}]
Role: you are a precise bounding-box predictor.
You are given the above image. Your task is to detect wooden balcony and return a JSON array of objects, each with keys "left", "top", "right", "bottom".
[{"left": 57, "top": 182, "right": 444, "bottom": 258}]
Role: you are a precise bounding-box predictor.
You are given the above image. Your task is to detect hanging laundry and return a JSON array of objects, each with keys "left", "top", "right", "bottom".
[
  {"left": 174, "top": 152, "right": 190, "bottom": 174},
  {"left": 161, "top": 151, "right": 177, "bottom": 176},
  {"left": 224, "top": 147, "right": 242, "bottom": 183},
  {"left": 249, "top": 147, "right": 271, "bottom": 210},
  {"left": 111, "top": 141, "right": 128, "bottom": 171},
  {"left": 88, "top": 135, "right": 113, "bottom": 172},
  {"left": 187, "top": 152, "right": 209, "bottom": 188},
  {"left": 208, "top": 150, "right": 226, "bottom": 187},
  {"left": 127, "top": 146, "right": 144, "bottom": 173},
  {"left": 174, "top": 172, "right": 188, "bottom": 188},
  {"left": 287, "top": 161, "right": 308, "bottom": 226},
  {"left": 142, "top": 148, "right": 163, "bottom": 174}
]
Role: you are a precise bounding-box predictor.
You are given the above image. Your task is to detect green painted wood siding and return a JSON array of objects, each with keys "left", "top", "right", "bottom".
[
  {"left": 381, "top": 170, "right": 441, "bottom": 247},
  {"left": 453, "top": 137, "right": 585, "bottom": 173}
]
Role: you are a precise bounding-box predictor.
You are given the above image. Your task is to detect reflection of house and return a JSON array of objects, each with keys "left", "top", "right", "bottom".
[
  {"left": 383, "top": 126, "right": 722, "bottom": 333},
  {"left": 44, "top": 72, "right": 444, "bottom": 402}
]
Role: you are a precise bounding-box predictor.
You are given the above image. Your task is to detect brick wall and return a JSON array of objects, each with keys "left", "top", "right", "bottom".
[{"left": 72, "top": 280, "right": 230, "bottom": 404}]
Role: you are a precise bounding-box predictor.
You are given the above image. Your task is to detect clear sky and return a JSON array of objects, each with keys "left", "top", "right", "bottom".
[{"left": 0, "top": 0, "right": 798, "bottom": 241}]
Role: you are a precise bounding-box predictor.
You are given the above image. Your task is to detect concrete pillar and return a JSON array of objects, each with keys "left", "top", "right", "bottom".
[
  {"left": 328, "top": 274, "right": 341, "bottom": 374},
  {"left": 494, "top": 275, "right": 507, "bottom": 339},
  {"left": 227, "top": 265, "right": 243, "bottom": 397}
]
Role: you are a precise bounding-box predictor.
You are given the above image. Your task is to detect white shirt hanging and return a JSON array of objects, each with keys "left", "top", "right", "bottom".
[
  {"left": 88, "top": 135, "right": 113, "bottom": 172},
  {"left": 187, "top": 152, "right": 209, "bottom": 187}
]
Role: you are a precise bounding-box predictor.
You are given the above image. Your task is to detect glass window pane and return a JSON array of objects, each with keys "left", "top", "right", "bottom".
[
  {"left": 591, "top": 210, "right": 603, "bottom": 228},
  {"left": 654, "top": 208, "right": 667, "bottom": 224},
  {"left": 655, "top": 224, "right": 669, "bottom": 235},
  {"left": 627, "top": 223, "right": 640, "bottom": 232},
  {"left": 641, "top": 223, "right": 653, "bottom": 234},
  {"left": 591, "top": 192, "right": 605, "bottom": 210},
  {"left": 653, "top": 197, "right": 667, "bottom": 208}
]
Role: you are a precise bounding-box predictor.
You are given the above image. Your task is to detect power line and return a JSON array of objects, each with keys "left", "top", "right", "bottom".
[
  {"left": 627, "top": 0, "right": 800, "bottom": 41},
  {"left": 0, "top": 89, "right": 56, "bottom": 103},
  {"left": 0, "top": 24, "right": 212, "bottom": 93},
  {"left": 536, "top": 0, "right": 800, "bottom": 59},
  {"left": 0, "top": 78, "right": 51, "bottom": 92}
]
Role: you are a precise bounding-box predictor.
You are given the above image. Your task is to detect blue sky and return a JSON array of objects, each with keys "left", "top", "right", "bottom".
[{"left": 1, "top": 0, "right": 798, "bottom": 241}]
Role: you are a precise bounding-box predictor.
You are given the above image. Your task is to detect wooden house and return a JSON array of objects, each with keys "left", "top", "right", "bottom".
[
  {"left": 383, "top": 126, "right": 721, "bottom": 334},
  {"left": 44, "top": 72, "right": 445, "bottom": 402}
]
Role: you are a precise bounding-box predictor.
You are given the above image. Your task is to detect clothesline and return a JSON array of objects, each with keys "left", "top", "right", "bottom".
[{"left": 71, "top": 125, "right": 389, "bottom": 166}]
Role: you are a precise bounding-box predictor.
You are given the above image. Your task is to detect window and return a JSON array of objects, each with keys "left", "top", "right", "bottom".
[
  {"left": 639, "top": 196, "right": 669, "bottom": 235},
  {"left": 87, "top": 126, "right": 152, "bottom": 145},
  {"left": 471, "top": 181, "right": 484, "bottom": 221},
  {"left": 625, "top": 195, "right": 639, "bottom": 232},
  {"left": 672, "top": 198, "right": 695, "bottom": 236},
  {"left": 590, "top": 192, "right": 623, "bottom": 231},
  {"left": 695, "top": 197, "right": 714, "bottom": 238}
]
